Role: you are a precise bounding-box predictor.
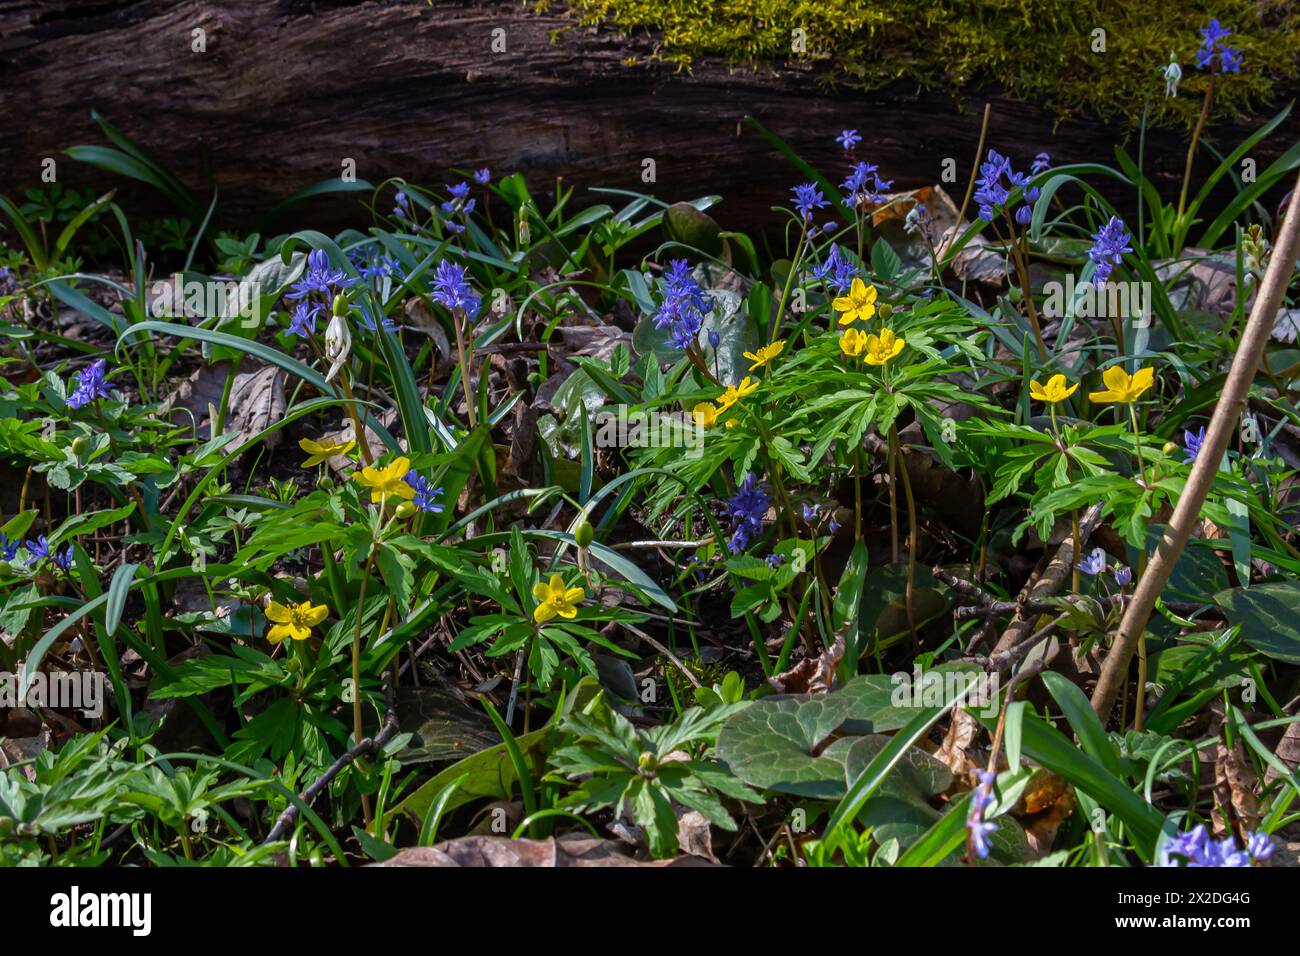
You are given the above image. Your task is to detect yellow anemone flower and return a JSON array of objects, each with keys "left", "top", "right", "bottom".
[
  {"left": 863, "top": 328, "right": 905, "bottom": 366},
  {"left": 1088, "top": 365, "right": 1154, "bottom": 404},
  {"left": 743, "top": 339, "right": 785, "bottom": 372},
  {"left": 354, "top": 456, "right": 416, "bottom": 503},
  {"left": 839, "top": 327, "right": 868, "bottom": 358},
  {"left": 532, "top": 574, "right": 585, "bottom": 623},
  {"left": 833, "top": 278, "right": 878, "bottom": 325},
  {"left": 265, "top": 600, "right": 329, "bottom": 643},
  {"left": 716, "top": 376, "right": 759, "bottom": 411},
  {"left": 1029, "top": 374, "right": 1079, "bottom": 405},
  {"left": 299, "top": 436, "right": 356, "bottom": 468},
  {"left": 692, "top": 403, "right": 719, "bottom": 428}
]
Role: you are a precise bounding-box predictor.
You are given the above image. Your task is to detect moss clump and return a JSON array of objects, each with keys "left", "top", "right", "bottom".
[{"left": 548, "top": 0, "right": 1300, "bottom": 126}]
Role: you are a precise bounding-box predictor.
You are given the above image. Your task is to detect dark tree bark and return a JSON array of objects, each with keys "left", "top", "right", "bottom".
[{"left": 1, "top": 0, "right": 1295, "bottom": 236}]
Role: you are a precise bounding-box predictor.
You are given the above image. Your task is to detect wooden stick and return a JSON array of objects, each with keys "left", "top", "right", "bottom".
[{"left": 1091, "top": 167, "right": 1300, "bottom": 719}]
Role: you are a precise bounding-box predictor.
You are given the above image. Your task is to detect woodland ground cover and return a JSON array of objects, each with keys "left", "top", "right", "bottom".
[{"left": 1, "top": 18, "right": 1299, "bottom": 869}]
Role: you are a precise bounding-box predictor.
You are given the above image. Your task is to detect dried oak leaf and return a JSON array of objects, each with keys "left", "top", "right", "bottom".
[
  {"left": 767, "top": 632, "right": 845, "bottom": 694},
  {"left": 370, "top": 833, "right": 717, "bottom": 867},
  {"left": 1212, "top": 727, "right": 1260, "bottom": 839}
]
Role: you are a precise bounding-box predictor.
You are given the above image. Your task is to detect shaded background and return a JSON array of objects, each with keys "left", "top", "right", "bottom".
[{"left": 2, "top": 0, "right": 1297, "bottom": 244}]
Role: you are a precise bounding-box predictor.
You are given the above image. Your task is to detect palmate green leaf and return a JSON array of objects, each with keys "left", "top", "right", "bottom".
[{"left": 714, "top": 676, "right": 907, "bottom": 798}]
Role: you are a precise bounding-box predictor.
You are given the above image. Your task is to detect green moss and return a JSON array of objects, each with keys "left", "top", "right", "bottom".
[{"left": 547, "top": 0, "right": 1300, "bottom": 126}]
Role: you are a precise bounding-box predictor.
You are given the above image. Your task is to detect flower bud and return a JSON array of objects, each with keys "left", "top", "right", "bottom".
[
  {"left": 395, "top": 501, "right": 417, "bottom": 519},
  {"left": 332, "top": 292, "right": 348, "bottom": 317},
  {"left": 1161, "top": 441, "right": 1179, "bottom": 456},
  {"left": 323, "top": 312, "right": 352, "bottom": 382},
  {"left": 877, "top": 302, "right": 893, "bottom": 320},
  {"left": 71, "top": 436, "right": 89, "bottom": 456},
  {"left": 574, "top": 520, "right": 594, "bottom": 548}
]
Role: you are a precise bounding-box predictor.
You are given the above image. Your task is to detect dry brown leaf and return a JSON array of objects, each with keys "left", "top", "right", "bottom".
[
  {"left": 1265, "top": 719, "right": 1300, "bottom": 786},
  {"left": 1012, "top": 769, "right": 1075, "bottom": 859},
  {"left": 165, "top": 361, "right": 287, "bottom": 452},
  {"left": 371, "top": 833, "right": 718, "bottom": 867},
  {"left": 1212, "top": 727, "right": 1260, "bottom": 839},
  {"left": 767, "top": 631, "right": 845, "bottom": 694},
  {"left": 935, "top": 707, "right": 983, "bottom": 784}
]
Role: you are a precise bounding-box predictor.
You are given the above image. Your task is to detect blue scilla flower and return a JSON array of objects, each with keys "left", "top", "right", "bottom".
[
  {"left": 1162, "top": 824, "right": 1264, "bottom": 867},
  {"left": 448, "top": 181, "right": 471, "bottom": 200},
  {"left": 24, "top": 535, "right": 50, "bottom": 566},
  {"left": 53, "top": 546, "right": 74, "bottom": 572},
  {"left": 0, "top": 533, "right": 20, "bottom": 561},
  {"left": 286, "top": 249, "right": 355, "bottom": 301},
  {"left": 810, "top": 243, "right": 860, "bottom": 295},
  {"left": 431, "top": 260, "right": 481, "bottom": 317},
  {"left": 725, "top": 473, "right": 770, "bottom": 554},
  {"left": 474, "top": 168, "right": 491, "bottom": 185},
  {"left": 841, "top": 160, "right": 877, "bottom": 198},
  {"left": 1030, "top": 152, "right": 1052, "bottom": 175},
  {"left": 1184, "top": 425, "right": 1206, "bottom": 463},
  {"left": 1088, "top": 216, "right": 1133, "bottom": 285},
  {"left": 1112, "top": 564, "right": 1132, "bottom": 588},
  {"left": 403, "top": 471, "right": 445, "bottom": 513},
  {"left": 836, "top": 129, "right": 861, "bottom": 150},
  {"left": 652, "top": 260, "right": 713, "bottom": 352},
  {"left": 393, "top": 191, "right": 411, "bottom": 219},
  {"left": 288, "top": 301, "right": 321, "bottom": 338},
  {"left": 66, "top": 359, "right": 110, "bottom": 410},
  {"left": 355, "top": 305, "right": 398, "bottom": 334},
  {"left": 1079, "top": 547, "right": 1106, "bottom": 576},
  {"left": 790, "top": 183, "right": 829, "bottom": 222},
  {"left": 966, "top": 770, "right": 998, "bottom": 859},
  {"left": 1196, "top": 19, "right": 1242, "bottom": 73}
]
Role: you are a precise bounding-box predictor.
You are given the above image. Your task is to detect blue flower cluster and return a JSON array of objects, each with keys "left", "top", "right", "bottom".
[
  {"left": 974, "top": 149, "right": 1040, "bottom": 225},
  {"left": 725, "top": 472, "right": 770, "bottom": 553},
  {"left": 403, "top": 471, "right": 445, "bottom": 513},
  {"left": 810, "top": 243, "right": 861, "bottom": 294},
  {"left": 841, "top": 160, "right": 892, "bottom": 206},
  {"left": 966, "top": 769, "right": 998, "bottom": 859},
  {"left": 790, "top": 183, "right": 829, "bottom": 222},
  {"left": 1088, "top": 216, "right": 1133, "bottom": 285},
  {"left": 66, "top": 359, "right": 110, "bottom": 410},
  {"left": 652, "top": 260, "right": 713, "bottom": 351},
  {"left": 1197, "top": 19, "right": 1242, "bottom": 73},
  {"left": 1162, "top": 825, "right": 1272, "bottom": 867},
  {"left": 431, "top": 260, "right": 481, "bottom": 318},
  {"left": 286, "top": 249, "right": 356, "bottom": 338},
  {"left": 19, "top": 535, "right": 72, "bottom": 570},
  {"left": 1184, "top": 425, "right": 1206, "bottom": 463}
]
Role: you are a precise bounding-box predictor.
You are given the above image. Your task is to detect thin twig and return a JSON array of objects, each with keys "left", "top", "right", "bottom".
[{"left": 262, "top": 709, "right": 399, "bottom": 846}]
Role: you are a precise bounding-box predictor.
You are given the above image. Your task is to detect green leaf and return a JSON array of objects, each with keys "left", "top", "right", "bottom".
[
  {"left": 714, "top": 675, "right": 907, "bottom": 797},
  {"left": 1215, "top": 581, "right": 1300, "bottom": 663}
]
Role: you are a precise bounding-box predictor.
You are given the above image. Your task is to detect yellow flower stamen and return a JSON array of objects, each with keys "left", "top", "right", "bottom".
[
  {"left": 354, "top": 456, "right": 416, "bottom": 503},
  {"left": 863, "top": 328, "right": 905, "bottom": 366},
  {"left": 531, "top": 574, "right": 585, "bottom": 624},
  {"left": 715, "top": 376, "right": 759, "bottom": 412},
  {"left": 839, "top": 327, "right": 868, "bottom": 358},
  {"left": 265, "top": 599, "right": 329, "bottom": 643},
  {"left": 743, "top": 339, "right": 785, "bottom": 372},
  {"left": 833, "top": 278, "right": 878, "bottom": 326},
  {"left": 1029, "top": 374, "right": 1079, "bottom": 405},
  {"left": 1088, "top": 365, "right": 1154, "bottom": 404}
]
